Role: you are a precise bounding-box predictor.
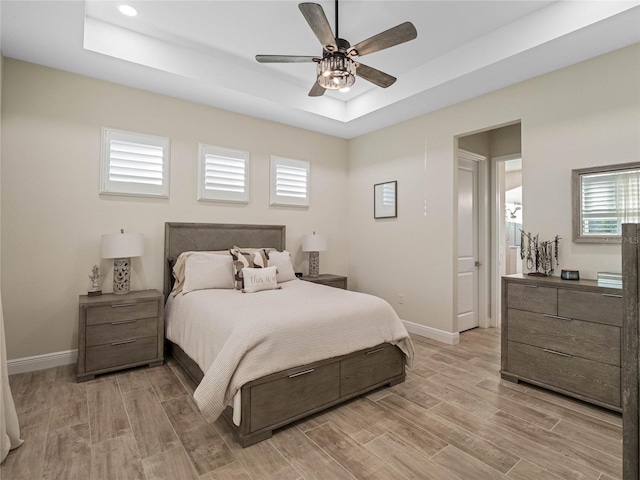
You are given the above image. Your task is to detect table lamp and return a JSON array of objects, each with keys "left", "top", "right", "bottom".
[
  {"left": 101, "top": 229, "right": 144, "bottom": 294},
  {"left": 302, "top": 232, "right": 327, "bottom": 277}
]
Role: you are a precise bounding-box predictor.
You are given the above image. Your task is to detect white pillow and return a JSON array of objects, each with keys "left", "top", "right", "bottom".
[
  {"left": 268, "top": 250, "right": 297, "bottom": 283},
  {"left": 242, "top": 266, "right": 281, "bottom": 293},
  {"left": 183, "top": 253, "right": 234, "bottom": 294}
]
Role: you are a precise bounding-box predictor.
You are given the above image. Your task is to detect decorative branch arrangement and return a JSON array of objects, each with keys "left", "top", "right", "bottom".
[{"left": 519, "top": 230, "right": 560, "bottom": 276}]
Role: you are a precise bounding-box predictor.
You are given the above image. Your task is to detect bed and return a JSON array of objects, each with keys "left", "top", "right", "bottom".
[{"left": 163, "top": 222, "right": 414, "bottom": 447}]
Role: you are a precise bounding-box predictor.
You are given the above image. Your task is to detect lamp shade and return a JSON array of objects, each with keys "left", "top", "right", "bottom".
[
  {"left": 101, "top": 233, "right": 144, "bottom": 259},
  {"left": 302, "top": 233, "right": 327, "bottom": 252}
]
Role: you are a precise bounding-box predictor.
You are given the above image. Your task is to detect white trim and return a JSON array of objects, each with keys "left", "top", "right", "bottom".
[
  {"left": 402, "top": 319, "right": 460, "bottom": 345},
  {"left": 8, "top": 349, "right": 77, "bottom": 375}
]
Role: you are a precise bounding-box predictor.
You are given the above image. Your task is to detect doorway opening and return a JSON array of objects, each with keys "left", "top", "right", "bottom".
[{"left": 456, "top": 122, "right": 522, "bottom": 330}]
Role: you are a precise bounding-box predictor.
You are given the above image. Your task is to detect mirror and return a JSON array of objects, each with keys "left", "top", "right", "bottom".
[
  {"left": 374, "top": 181, "right": 397, "bottom": 219},
  {"left": 572, "top": 162, "right": 640, "bottom": 243}
]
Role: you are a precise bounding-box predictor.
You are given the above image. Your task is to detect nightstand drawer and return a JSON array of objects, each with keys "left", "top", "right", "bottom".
[
  {"left": 319, "top": 279, "right": 347, "bottom": 289},
  {"left": 86, "top": 301, "right": 158, "bottom": 326},
  {"left": 85, "top": 317, "right": 158, "bottom": 347},
  {"left": 85, "top": 336, "right": 158, "bottom": 372}
]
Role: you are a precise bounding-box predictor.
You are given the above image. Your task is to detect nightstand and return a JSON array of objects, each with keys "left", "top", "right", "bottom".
[
  {"left": 77, "top": 289, "right": 164, "bottom": 382},
  {"left": 300, "top": 274, "right": 347, "bottom": 290}
]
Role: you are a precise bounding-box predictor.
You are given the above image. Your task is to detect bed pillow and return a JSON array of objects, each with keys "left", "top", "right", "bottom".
[
  {"left": 182, "top": 253, "right": 234, "bottom": 294},
  {"left": 242, "top": 266, "right": 280, "bottom": 293},
  {"left": 171, "top": 250, "right": 230, "bottom": 296},
  {"left": 267, "top": 250, "right": 297, "bottom": 283},
  {"left": 230, "top": 248, "right": 269, "bottom": 290}
]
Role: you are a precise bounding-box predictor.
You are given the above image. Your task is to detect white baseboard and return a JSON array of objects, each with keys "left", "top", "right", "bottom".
[
  {"left": 8, "top": 349, "right": 77, "bottom": 375},
  {"left": 402, "top": 319, "right": 460, "bottom": 345}
]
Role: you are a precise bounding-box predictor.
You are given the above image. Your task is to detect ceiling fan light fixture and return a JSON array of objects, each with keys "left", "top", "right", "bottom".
[{"left": 317, "top": 54, "right": 356, "bottom": 90}]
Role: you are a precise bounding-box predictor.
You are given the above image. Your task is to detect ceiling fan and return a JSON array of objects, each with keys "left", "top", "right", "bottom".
[{"left": 256, "top": 1, "right": 417, "bottom": 97}]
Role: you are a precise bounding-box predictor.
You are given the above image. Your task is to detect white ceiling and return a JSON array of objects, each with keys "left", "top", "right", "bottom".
[{"left": 2, "top": 1, "right": 639, "bottom": 138}]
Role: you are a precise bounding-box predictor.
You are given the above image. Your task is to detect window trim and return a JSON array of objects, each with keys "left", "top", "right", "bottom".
[
  {"left": 270, "top": 156, "right": 310, "bottom": 207},
  {"left": 100, "top": 128, "right": 170, "bottom": 198},
  {"left": 197, "top": 144, "right": 250, "bottom": 204},
  {"left": 572, "top": 161, "right": 640, "bottom": 243}
]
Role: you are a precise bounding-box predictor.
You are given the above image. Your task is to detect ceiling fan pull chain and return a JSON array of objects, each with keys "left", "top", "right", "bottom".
[{"left": 335, "top": 0, "right": 339, "bottom": 40}]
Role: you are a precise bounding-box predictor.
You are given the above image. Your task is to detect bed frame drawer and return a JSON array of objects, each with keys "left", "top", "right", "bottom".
[
  {"left": 341, "top": 344, "right": 404, "bottom": 397},
  {"left": 507, "top": 309, "right": 621, "bottom": 366},
  {"left": 86, "top": 301, "right": 158, "bottom": 326},
  {"left": 249, "top": 362, "right": 340, "bottom": 431},
  {"left": 507, "top": 341, "right": 620, "bottom": 407},
  {"left": 85, "top": 335, "right": 158, "bottom": 372}
]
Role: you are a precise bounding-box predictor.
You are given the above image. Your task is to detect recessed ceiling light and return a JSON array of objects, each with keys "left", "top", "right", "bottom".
[{"left": 118, "top": 4, "right": 138, "bottom": 17}]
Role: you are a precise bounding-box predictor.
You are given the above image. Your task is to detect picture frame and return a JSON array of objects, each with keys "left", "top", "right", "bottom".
[{"left": 374, "top": 180, "right": 397, "bottom": 219}]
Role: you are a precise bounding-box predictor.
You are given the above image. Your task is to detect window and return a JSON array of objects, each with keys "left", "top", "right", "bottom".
[
  {"left": 573, "top": 162, "right": 640, "bottom": 243},
  {"left": 198, "top": 144, "right": 250, "bottom": 203},
  {"left": 270, "top": 156, "right": 310, "bottom": 207},
  {"left": 100, "top": 128, "right": 170, "bottom": 198}
]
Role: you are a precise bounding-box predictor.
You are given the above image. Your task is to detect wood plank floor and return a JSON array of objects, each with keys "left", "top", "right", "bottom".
[{"left": 2, "top": 328, "right": 623, "bottom": 479}]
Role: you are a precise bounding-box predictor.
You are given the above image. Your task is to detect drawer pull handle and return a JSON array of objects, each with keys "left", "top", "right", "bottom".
[
  {"left": 366, "top": 347, "right": 385, "bottom": 355},
  {"left": 543, "top": 314, "right": 572, "bottom": 321},
  {"left": 289, "top": 369, "right": 314, "bottom": 379},
  {"left": 602, "top": 294, "right": 622, "bottom": 298},
  {"left": 111, "top": 303, "right": 137, "bottom": 308},
  {"left": 111, "top": 319, "right": 137, "bottom": 325},
  {"left": 523, "top": 285, "right": 538, "bottom": 288},
  {"left": 111, "top": 339, "right": 136, "bottom": 346},
  {"left": 543, "top": 348, "right": 572, "bottom": 358}
]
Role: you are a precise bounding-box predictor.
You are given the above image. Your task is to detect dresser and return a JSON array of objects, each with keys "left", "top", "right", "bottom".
[
  {"left": 501, "top": 274, "right": 623, "bottom": 412},
  {"left": 300, "top": 273, "right": 347, "bottom": 290},
  {"left": 77, "top": 289, "right": 164, "bottom": 382}
]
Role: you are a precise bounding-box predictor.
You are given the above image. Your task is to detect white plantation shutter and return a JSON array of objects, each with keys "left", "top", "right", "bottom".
[
  {"left": 382, "top": 183, "right": 396, "bottom": 207},
  {"left": 100, "top": 128, "right": 170, "bottom": 197},
  {"left": 198, "top": 144, "right": 249, "bottom": 203},
  {"left": 581, "top": 168, "right": 640, "bottom": 236},
  {"left": 270, "top": 156, "right": 310, "bottom": 207}
]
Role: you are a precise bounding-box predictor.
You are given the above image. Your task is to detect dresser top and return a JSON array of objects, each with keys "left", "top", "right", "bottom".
[{"left": 503, "top": 273, "right": 622, "bottom": 293}]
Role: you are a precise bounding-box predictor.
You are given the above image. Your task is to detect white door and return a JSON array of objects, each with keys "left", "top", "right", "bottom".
[{"left": 458, "top": 158, "right": 479, "bottom": 332}]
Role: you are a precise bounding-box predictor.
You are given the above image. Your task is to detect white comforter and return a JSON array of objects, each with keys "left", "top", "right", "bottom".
[{"left": 165, "top": 279, "right": 414, "bottom": 422}]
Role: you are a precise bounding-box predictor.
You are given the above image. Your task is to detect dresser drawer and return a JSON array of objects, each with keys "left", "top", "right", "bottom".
[
  {"left": 85, "top": 317, "right": 158, "bottom": 347},
  {"left": 85, "top": 336, "right": 158, "bottom": 372},
  {"left": 86, "top": 301, "right": 158, "bottom": 326},
  {"left": 558, "top": 289, "right": 623, "bottom": 327},
  {"left": 507, "top": 309, "right": 620, "bottom": 366},
  {"left": 507, "top": 341, "right": 620, "bottom": 407},
  {"left": 249, "top": 362, "right": 340, "bottom": 432},
  {"left": 341, "top": 344, "right": 404, "bottom": 397},
  {"left": 506, "top": 283, "right": 557, "bottom": 315}
]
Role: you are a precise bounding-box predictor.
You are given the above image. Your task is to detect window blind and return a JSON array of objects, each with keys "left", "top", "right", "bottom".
[
  {"left": 581, "top": 169, "right": 640, "bottom": 235},
  {"left": 198, "top": 144, "right": 249, "bottom": 203},
  {"left": 382, "top": 183, "right": 396, "bottom": 206},
  {"left": 100, "top": 128, "right": 170, "bottom": 198},
  {"left": 270, "top": 156, "right": 310, "bottom": 207}
]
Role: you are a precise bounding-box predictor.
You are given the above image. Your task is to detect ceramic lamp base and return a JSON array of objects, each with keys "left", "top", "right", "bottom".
[
  {"left": 309, "top": 251, "right": 320, "bottom": 277},
  {"left": 113, "top": 257, "right": 131, "bottom": 294}
]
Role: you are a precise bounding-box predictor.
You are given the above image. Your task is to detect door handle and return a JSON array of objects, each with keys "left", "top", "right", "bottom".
[{"left": 475, "top": 261, "right": 481, "bottom": 267}]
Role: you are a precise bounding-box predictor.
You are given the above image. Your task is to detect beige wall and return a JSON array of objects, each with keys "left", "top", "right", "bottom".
[
  {"left": 1, "top": 59, "right": 348, "bottom": 360},
  {"left": 347, "top": 44, "right": 640, "bottom": 334}
]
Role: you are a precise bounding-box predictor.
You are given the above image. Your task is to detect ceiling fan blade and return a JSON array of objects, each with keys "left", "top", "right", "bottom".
[
  {"left": 356, "top": 63, "right": 396, "bottom": 88},
  {"left": 256, "top": 55, "right": 318, "bottom": 63},
  {"left": 349, "top": 22, "right": 417, "bottom": 57},
  {"left": 299, "top": 3, "right": 338, "bottom": 52},
  {"left": 309, "top": 82, "right": 326, "bottom": 97}
]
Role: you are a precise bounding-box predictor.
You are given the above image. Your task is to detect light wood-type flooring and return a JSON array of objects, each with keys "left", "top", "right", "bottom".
[{"left": 3, "top": 328, "right": 623, "bottom": 479}]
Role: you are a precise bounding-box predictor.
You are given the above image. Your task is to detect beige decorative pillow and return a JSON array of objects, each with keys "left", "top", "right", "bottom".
[
  {"left": 171, "top": 250, "right": 230, "bottom": 296},
  {"left": 242, "top": 266, "right": 280, "bottom": 293},
  {"left": 182, "top": 253, "right": 234, "bottom": 294},
  {"left": 267, "top": 250, "right": 297, "bottom": 283},
  {"left": 230, "top": 248, "right": 269, "bottom": 290}
]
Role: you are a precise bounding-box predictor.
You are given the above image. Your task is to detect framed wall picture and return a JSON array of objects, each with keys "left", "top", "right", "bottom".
[{"left": 374, "top": 181, "right": 397, "bottom": 219}]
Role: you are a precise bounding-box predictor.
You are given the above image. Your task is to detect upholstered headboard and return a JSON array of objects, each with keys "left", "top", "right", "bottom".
[{"left": 163, "top": 222, "right": 286, "bottom": 298}]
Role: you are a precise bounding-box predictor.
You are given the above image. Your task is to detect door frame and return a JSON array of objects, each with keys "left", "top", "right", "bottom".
[
  {"left": 491, "top": 153, "right": 522, "bottom": 327},
  {"left": 457, "top": 149, "right": 489, "bottom": 329}
]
